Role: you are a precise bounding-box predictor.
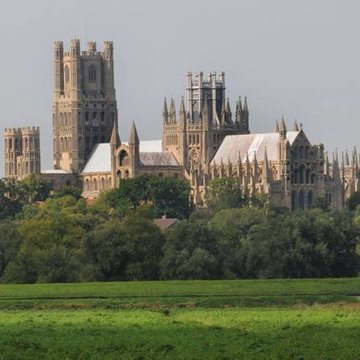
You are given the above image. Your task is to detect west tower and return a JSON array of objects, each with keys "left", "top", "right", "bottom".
[{"left": 53, "top": 39, "right": 118, "bottom": 173}]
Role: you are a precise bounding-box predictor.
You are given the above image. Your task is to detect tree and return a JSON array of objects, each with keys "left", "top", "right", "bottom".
[
  {"left": 206, "top": 177, "right": 245, "bottom": 213},
  {"left": 210, "top": 208, "right": 267, "bottom": 278},
  {"left": 0, "top": 179, "right": 23, "bottom": 220},
  {"left": 240, "top": 209, "right": 359, "bottom": 278},
  {"left": 21, "top": 174, "right": 52, "bottom": 202},
  {"left": 346, "top": 191, "right": 360, "bottom": 211},
  {"left": 161, "top": 218, "right": 220, "bottom": 279},
  {"left": 0, "top": 221, "right": 23, "bottom": 280},
  {"left": 81, "top": 214, "right": 164, "bottom": 281},
  {"left": 2, "top": 195, "right": 96, "bottom": 283},
  {"left": 91, "top": 175, "right": 191, "bottom": 219}
]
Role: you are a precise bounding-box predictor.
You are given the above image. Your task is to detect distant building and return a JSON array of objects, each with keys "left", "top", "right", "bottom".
[
  {"left": 4, "top": 127, "right": 41, "bottom": 180},
  {"left": 79, "top": 71, "right": 348, "bottom": 210},
  {"left": 4, "top": 39, "right": 358, "bottom": 210},
  {"left": 53, "top": 39, "right": 118, "bottom": 173}
]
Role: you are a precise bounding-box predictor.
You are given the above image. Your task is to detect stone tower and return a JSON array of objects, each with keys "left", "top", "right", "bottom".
[
  {"left": 162, "top": 71, "right": 249, "bottom": 173},
  {"left": 53, "top": 39, "right": 118, "bottom": 173},
  {"left": 4, "top": 127, "right": 41, "bottom": 180}
]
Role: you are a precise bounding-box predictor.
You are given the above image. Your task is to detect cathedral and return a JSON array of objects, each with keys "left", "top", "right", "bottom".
[{"left": 4, "top": 39, "right": 360, "bottom": 210}]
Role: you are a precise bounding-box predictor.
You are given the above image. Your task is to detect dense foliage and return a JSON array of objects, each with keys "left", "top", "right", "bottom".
[{"left": 0, "top": 175, "right": 359, "bottom": 283}]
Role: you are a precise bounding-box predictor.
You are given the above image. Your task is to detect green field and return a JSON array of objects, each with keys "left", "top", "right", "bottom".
[{"left": 0, "top": 279, "right": 359, "bottom": 359}]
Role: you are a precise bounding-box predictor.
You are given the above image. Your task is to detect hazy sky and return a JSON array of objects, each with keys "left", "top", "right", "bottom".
[{"left": 1, "top": 0, "right": 360, "bottom": 176}]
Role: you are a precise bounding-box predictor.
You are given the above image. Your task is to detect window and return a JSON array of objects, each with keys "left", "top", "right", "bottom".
[
  {"left": 89, "top": 65, "right": 96, "bottom": 83},
  {"left": 308, "top": 191, "right": 313, "bottom": 207},
  {"left": 65, "top": 65, "right": 70, "bottom": 83},
  {"left": 119, "top": 150, "right": 129, "bottom": 166},
  {"left": 299, "top": 190, "right": 305, "bottom": 210}
]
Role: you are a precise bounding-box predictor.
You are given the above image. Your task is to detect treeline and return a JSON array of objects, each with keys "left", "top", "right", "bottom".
[{"left": 0, "top": 175, "right": 359, "bottom": 283}]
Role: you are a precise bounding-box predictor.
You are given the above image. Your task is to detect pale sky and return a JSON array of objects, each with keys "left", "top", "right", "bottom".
[{"left": 1, "top": 0, "right": 360, "bottom": 176}]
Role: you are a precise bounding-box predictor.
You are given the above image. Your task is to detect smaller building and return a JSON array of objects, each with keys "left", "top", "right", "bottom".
[
  {"left": 153, "top": 216, "right": 179, "bottom": 231},
  {"left": 4, "top": 127, "right": 41, "bottom": 180},
  {"left": 80, "top": 122, "right": 184, "bottom": 199}
]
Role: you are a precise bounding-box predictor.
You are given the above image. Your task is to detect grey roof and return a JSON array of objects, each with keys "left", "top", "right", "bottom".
[
  {"left": 140, "top": 152, "right": 179, "bottom": 166},
  {"left": 153, "top": 218, "right": 179, "bottom": 230},
  {"left": 81, "top": 140, "right": 167, "bottom": 174},
  {"left": 82, "top": 143, "right": 112, "bottom": 173},
  {"left": 212, "top": 131, "right": 300, "bottom": 164}
]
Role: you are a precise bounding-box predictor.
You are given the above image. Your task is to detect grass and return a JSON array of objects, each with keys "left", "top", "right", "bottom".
[{"left": 0, "top": 279, "right": 359, "bottom": 359}]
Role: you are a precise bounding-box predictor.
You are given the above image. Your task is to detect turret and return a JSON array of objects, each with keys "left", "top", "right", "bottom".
[
  {"left": 110, "top": 120, "right": 120, "bottom": 188},
  {"left": 221, "top": 98, "right": 226, "bottom": 124},
  {"left": 179, "top": 96, "right": 186, "bottom": 128},
  {"left": 293, "top": 120, "right": 299, "bottom": 131},
  {"left": 128, "top": 122, "right": 140, "bottom": 177},
  {"left": 54, "top": 41, "right": 64, "bottom": 96},
  {"left": 103, "top": 41, "right": 115, "bottom": 99},
  {"left": 70, "top": 39, "right": 81, "bottom": 98},
  {"left": 332, "top": 150, "right": 341, "bottom": 181},
  {"left": 279, "top": 115, "right": 287, "bottom": 139},
  {"left": 240, "top": 97, "right": 249, "bottom": 133},
  {"left": 226, "top": 98, "right": 232, "bottom": 124},
  {"left": 324, "top": 152, "right": 330, "bottom": 176},
  {"left": 169, "top": 98, "right": 176, "bottom": 123},
  {"left": 162, "top": 97, "right": 168, "bottom": 124},
  {"left": 275, "top": 120, "right": 279, "bottom": 133},
  {"left": 201, "top": 95, "right": 210, "bottom": 129},
  {"left": 262, "top": 147, "right": 270, "bottom": 194},
  {"left": 345, "top": 151, "right": 350, "bottom": 166}
]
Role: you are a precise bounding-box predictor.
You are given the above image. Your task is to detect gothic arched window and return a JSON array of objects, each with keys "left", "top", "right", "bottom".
[
  {"left": 65, "top": 65, "right": 70, "bottom": 83},
  {"left": 291, "top": 191, "right": 296, "bottom": 211},
  {"left": 119, "top": 150, "right": 129, "bottom": 167},
  {"left": 89, "top": 65, "right": 96, "bottom": 83},
  {"left": 299, "top": 190, "right": 305, "bottom": 210},
  {"left": 308, "top": 191, "right": 313, "bottom": 207}
]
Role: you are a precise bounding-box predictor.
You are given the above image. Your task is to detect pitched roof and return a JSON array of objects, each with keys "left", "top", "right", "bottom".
[
  {"left": 211, "top": 131, "right": 299, "bottom": 164},
  {"left": 153, "top": 218, "right": 179, "bottom": 230},
  {"left": 140, "top": 152, "right": 179, "bottom": 166},
  {"left": 82, "top": 143, "right": 112, "bottom": 173},
  {"left": 81, "top": 140, "right": 165, "bottom": 174}
]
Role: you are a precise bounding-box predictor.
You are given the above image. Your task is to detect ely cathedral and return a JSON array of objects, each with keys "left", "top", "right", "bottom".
[{"left": 4, "top": 39, "right": 359, "bottom": 210}]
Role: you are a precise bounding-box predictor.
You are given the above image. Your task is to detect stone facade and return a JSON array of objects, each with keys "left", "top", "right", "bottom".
[
  {"left": 4, "top": 127, "right": 41, "bottom": 180},
  {"left": 79, "top": 71, "right": 349, "bottom": 210},
  {"left": 53, "top": 39, "right": 118, "bottom": 173}
]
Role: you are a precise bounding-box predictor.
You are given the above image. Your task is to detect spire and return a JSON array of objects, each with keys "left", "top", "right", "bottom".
[
  {"left": 226, "top": 98, "right": 231, "bottom": 112},
  {"left": 201, "top": 95, "right": 210, "bottom": 124},
  {"left": 162, "top": 97, "right": 168, "bottom": 123},
  {"left": 235, "top": 97, "right": 242, "bottom": 123},
  {"left": 263, "top": 147, "right": 270, "bottom": 182},
  {"left": 238, "top": 96, "right": 243, "bottom": 112},
  {"left": 324, "top": 152, "right": 330, "bottom": 176},
  {"left": 293, "top": 120, "right": 299, "bottom": 131},
  {"left": 110, "top": 120, "right": 120, "bottom": 147},
  {"left": 129, "top": 121, "right": 139, "bottom": 145},
  {"left": 279, "top": 115, "right": 287, "bottom": 139},
  {"left": 180, "top": 96, "right": 186, "bottom": 114},
  {"left": 345, "top": 151, "right": 350, "bottom": 166},
  {"left": 169, "top": 98, "right": 176, "bottom": 123},
  {"left": 221, "top": 98, "right": 226, "bottom": 124},
  {"left": 275, "top": 120, "right": 279, "bottom": 133},
  {"left": 244, "top": 97, "right": 248, "bottom": 112},
  {"left": 353, "top": 146, "right": 358, "bottom": 167}
]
